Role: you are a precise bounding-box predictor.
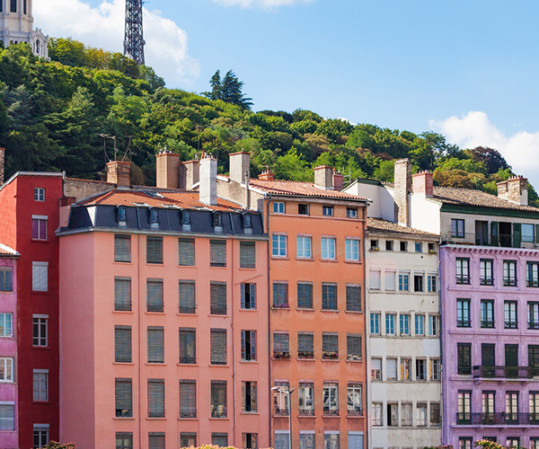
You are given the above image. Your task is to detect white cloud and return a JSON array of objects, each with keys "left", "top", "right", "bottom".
[
  {"left": 212, "top": 0, "right": 313, "bottom": 9},
  {"left": 430, "top": 111, "right": 539, "bottom": 185},
  {"left": 34, "top": 0, "right": 199, "bottom": 86}
]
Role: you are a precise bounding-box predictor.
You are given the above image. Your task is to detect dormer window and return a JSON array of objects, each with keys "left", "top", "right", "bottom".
[
  {"left": 181, "top": 210, "right": 191, "bottom": 232},
  {"left": 116, "top": 207, "right": 127, "bottom": 226},
  {"left": 213, "top": 212, "right": 223, "bottom": 233},
  {"left": 149, "top": 209, "right": 159, "bottom": 229},
  {"left": 242, "top": 213, "right": 253, "bottom": 235}
]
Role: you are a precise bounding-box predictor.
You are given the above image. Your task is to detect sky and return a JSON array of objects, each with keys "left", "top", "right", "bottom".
[{"left": 34, "top": 0, "right": 539, "bottom": 186}]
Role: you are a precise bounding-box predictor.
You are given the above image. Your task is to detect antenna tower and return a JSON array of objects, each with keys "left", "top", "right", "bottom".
[{"left": 124, "top": 0, "right": 145, "bottom": 65}]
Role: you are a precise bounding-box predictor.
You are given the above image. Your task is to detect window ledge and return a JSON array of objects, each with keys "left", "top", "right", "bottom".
[
  {"left": 31, "top": 239, "right": 49, "bottom": 243},
  {"left": 209, "top": 417, "right": 230, "bottom": 421},
  {"left": 114, "top": 417, "right": 135, "bottom": 421},
  {"left": 113, "top": 310, "right": 134, "bottom": 314},
  {"left": 347, "top": 414, "right": 364, "bottom": 419},
  {"left": 240, "top": 411, "right": 259, "bottom": 415},
  {"left": 178, "top": 417, "right": 198, "bottom": 421},
  {"left": 296, "top": 257, "right": 314, "bottom": 262},
  {"left": 145, "top": 363, "right": 166, "bottom": 366},
  {"left": 272, "top": 307, "right": 291, "bottom": 311},
  {"left": 239, "top": 309, "right": 258, "bottom": 312},
  {"left": 177, "top": 363, "right": 198, "bottom": 367},
  {"left": 346, "top": 359, "right": 363, "bottom": 363},
  {"left": 177, "top": 313, "right": 198, "bottom": 317},
  {"left": 145, "top": 311, "right": 165, "bottom": 315},
  {"left": 114, "top": 261, "right": 133, "bottom": 265},
  {"left": 113, "top": 362, "right": 135, "bottom": 366},
  {"left": 208, "top": 364, "right": 230, "bottom": 368},
  {"left": 344, "top": 260, "right": 361, "bottom": 264},
  {"left": 31, "top": 291, "right": 50, "bottom": 295},
  {"left": 321, "top": 309, "right": 339, "bottom": 313},
  {"left": 296, "top": 307, "right": 314, "bottom": 312},
  {"left": 321, "top": 358, "right": 340, "bottom": 362},
  {"left": 297, "top": 358, "right": 315, "bottom": 362},
  {"left": 298, "top": 414, "right": 316, "bottom": 418},
  {"left": 271, "top": 256, "right": 290, "bottom": 260},
  {"left": 322, "top": 414, "right": 341, "bottom": 418},
  {"left": 240, "top": 360, "right": 258, "bottom": 364},
  {"left": 344, "top": 311, "right": 363, "bottom": 315},
  {"left": 208, "top": 314, "right": 229, "bottom": 318},
  {"left": 320, "top": 259, "right": 338, "bottom": 263}
]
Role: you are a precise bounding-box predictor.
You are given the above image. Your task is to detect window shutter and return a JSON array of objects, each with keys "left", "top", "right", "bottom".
[
  {"left": 148, "top": 380, "right": 165, "bottom": 417},
  {"left": 114, "top": 235, "right": 131, "bottom": 262},
  {"left": 240, "top": 242, "right": 256, "bottom": 268},
  {"left": 147, "top": 327, "right": 164, "bottom": 363},
  {"left": 348, "top": 433, "right": 363, "bottom": 449},
  {"left": 147, "top": 237, "right": 163, "bottom": 264},
  {"left": 273, "top": 333, "right": 289, "bottom": 352},
  {"left": 147, "top": 280, "right": 163, "bottom": 312},
  {"left": 347, "top": 334, "right": 362, "bottom": 360},
  {"left": 273, "top": 283, "right": 288, "bottom": 307},
  {"left": 180, "top": 380, "right": 196, "bottom": 417},
  {"left": 513, "top": 222, "right": 522, "bottom": 248},
  {"left": 210, "top": 240, "right": 226, "bottom": 267},
  {"left": 210, "top": 282, "right": 227, "bottom": 315},
  {"left": 114, "top": 278, "right": 132, "bottom": 311},
  {"left": 323, "top": 334, "right": 338, "bottom": 352},
  {"left": 297, "top": 283, "right": 313, "bottom": 308},
  {"left": 369, "top": 270, "right": 381, "bottom": 290},
  {"left": 179, "top": 281, "right": 196, "bottom": 313},
  {"left": 385, "top": 271, "right": 396, "bottom": 291},
  {"left": 179, "top": 329, "right": 196, "bottom": 364},
  {"left": 32, "top": 263, "right": 48, "bottom": 292},
  {"left": 115, "top": 326, "right": 132, "bottom": 363},
  {"left": 148, "top": 434, "right": 165, "bottom": 449},
  {"left": 211, "top": 329, "right": 227, "bottom": 364},
  {"left": 115, "top": 378, "right": 132, "bottom": 417},
  {"left": 178, "top": 238, "right": 195, "bottom": 266},
  {"left": 0, "top": 270, "right": 12, "bottom": 292},
  {"left": 298, "top": 333, "right": 313, "bottom": 353},
  {"left": 0, "top": 404, "right": 14, "bottom": 430},
  {"left": 346, "top": 285, "right": 361, "bottom": 312}
]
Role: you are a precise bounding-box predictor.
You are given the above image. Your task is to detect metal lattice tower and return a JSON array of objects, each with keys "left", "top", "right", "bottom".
[{"left": 124, "top": 0, "right": 145, "bottom": 65}]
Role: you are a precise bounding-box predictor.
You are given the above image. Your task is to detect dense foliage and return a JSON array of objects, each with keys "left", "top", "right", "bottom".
[{"left": 0, "top": 39, "right": 535, "bottom": 204}]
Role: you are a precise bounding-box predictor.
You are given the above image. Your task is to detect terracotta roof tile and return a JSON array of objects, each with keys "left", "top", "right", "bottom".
[
  {"left": 248, "top": 179, "right": 367, "bottom": 201},
  {"left": 367, "top": 218, "right": 439, "bottom": 238},
  {"left": 0, "top": 243, "right": 18, "bottom": 256}
]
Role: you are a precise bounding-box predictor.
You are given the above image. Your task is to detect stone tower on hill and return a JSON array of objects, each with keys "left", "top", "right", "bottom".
[{"left": 0, "top": 0, "right": 48, "bottom": 58}]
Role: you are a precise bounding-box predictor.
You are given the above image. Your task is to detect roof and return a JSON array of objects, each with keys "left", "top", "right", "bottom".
[
  {"left": 0, "top": 243, "right": 19, "bottom": 256},
  {"left": 367, "top": 218, "right": 439, "bottom": 239},
  {"left": 77, "top": 189, "right": 243, "bottom": 212},
  {"left": 248, "top": 179, "right": 368, "bottom": 201}
]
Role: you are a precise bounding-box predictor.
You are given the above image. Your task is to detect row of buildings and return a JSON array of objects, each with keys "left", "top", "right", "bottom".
[{"left": 0, "top": 148, "right": 539, "bottom": 449}]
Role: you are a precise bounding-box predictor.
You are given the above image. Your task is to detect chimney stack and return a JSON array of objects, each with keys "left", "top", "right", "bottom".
[
  {"left": 199, "top": 156, "right": 218, "bottom": 205},
  {"left": 314, "top": 166, "right": 334, "bottom": 190},
  {"left": 333, "top": 172, "right": 344, "bottom": 191},
  {"left": 180, "top": 160, "right": 200, "bottom": 190},
  {"left": 106, "top": 161, "right": 131, "bottom": 187},
  {"left": 394, "top": 158, "right": 411, "bottom": 226},
  {"left": 229, "top": 151, "right": 250, "bottom": 184},
  {"left": 156, "top": 152, "right": 181, "bottom": 189},
  {"left": 0, "top": 148, "right": 5, "bottom": 185},
  {"left": 497, "top": 176, "right": 528, "bottom": 206},
  {"left": 258, "top": 170, "right": 275, "bottom": 181},
  {"left": 412, "top": 171, "right": 433, "bottom": 197}
]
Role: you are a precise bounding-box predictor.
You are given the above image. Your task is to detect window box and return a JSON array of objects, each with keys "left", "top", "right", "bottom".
[
  {"left": 298, "top": 351, "right": 314, "bottom": 359},
  {"left": 322, "top": 351, "right": 338, "bottom": 360},
  {"left": 273, "top": 351, "right": 290, "bottom": 360}
]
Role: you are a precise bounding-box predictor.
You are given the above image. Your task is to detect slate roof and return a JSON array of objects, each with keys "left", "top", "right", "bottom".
[
  {"left": 367, "top": 218, "right": 439, "bottom": 239},
  {"left": 248, "top": 179, "right": 368, "bottom": 201}
]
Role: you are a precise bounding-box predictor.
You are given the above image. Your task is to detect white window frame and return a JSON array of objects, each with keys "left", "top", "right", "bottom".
[
  {"left": 32, "top": 261, "right": 48, "bottom": 292},
  {"left": 273, "top": 202, "right": 285, "bottom": 214},
  {"left": 32, "top": 215, "right": 48, "bottom": 241},
  {"left": 33, "top": 314, "right": 48, "bottom": 347},
  {"left": 345, "top": 238, "right": 360, "bottom": 261},
  {"left": 0, "top": 313, "right": 12, "bottom": 337},
  {"left": 33, "top": 424, "right": 50, "bottom": 448},
  {"left": 0, "top": 358, "right": 14, "bottom": 382},
  {"left": 321, "top": 237, "right": 336, "bottom": 260},
  {"left": 272, "top": 234, "right": 287, "bottom": 258},
  {"left": 34, "top": 187, "right": 45, "bottom": 202},
  {"left": 33, "top": 369, "right": 49, "bottom": 402},
  {"left": 296, "top": 235, "right": 312, "bottom": 259}
]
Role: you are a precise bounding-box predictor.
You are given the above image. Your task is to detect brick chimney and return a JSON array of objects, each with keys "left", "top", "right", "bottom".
[
  {"left": 199, "top": 156, "right": 217, "bottom": 205},
  {"left": 180, "top": 160, "right": 200, "bottom": 190},
  {"left": 229, "top": 151, "right": 250, "bottom": 184},
  {"left": 314, "top": 166, "right": 334, "bottom": 190},
  {"left": 0, "top": 147, "right": 5, "bottom": 185},
  {"left": 106, "top": 161, "right": 131, "bottom": 187},
  {"left": 497, "top": 176, "right": 528, "bottom": 206},
  {"left": 394, "top": 158, "right": 411, "bottom": 226},
  {"left": 155, "top": 151, "right": 181, "bottom": 189},
  {"left": 333, "top": 172, "right": 344, "bottom": 191},
  {"left": 412, "top": 171, "right": 433, "bottom": 197},
  {"left": 258, "top": 170, "right": 275, "bottom": 181}
]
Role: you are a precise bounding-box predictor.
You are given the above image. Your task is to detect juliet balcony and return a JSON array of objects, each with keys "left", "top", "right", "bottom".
[
  {"left": 472, "top": 365, "right": 538, "bottom": 379},
  {"left": 456, "top": 412, "right": 539, "bottom": 426}
]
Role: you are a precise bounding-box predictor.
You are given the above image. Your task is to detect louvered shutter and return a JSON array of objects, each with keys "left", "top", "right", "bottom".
[
  {"left": 179, "top": 281, "right": 196, "bottom": 313},
  {"left": 115, "top": 326, "right": 132, "bottom": 363},
  {"left": 297, "top": 283, "right": 313, "bottom": 308},
  {"left": 211, "top": 329, "right": 227, "bottom": 364},
  {"left": 179, "top": 329, "right": 196, "bottom": 364},
  {"left": 146, "top": 237, "right": 163, "bottom": 264},
  {"left": 273, "top": 333, "right": 289, "bottom": 352},
  {"left": 147, "top": 280, "right": 163, "bottom": 312},
  {"left": 273, "top": 283, "right": 288, "bottom": 307},
  {"left": 348, "top": 433, "right": 363, "bottom": 449},
  {"left": 114, "top": 278, "right": 131, "bottom": 311},
  {"left": 0, "top": 404, "right": 14, "bottom": 430},
  {"left": 115, "top": 378, "right": 132, "bottom": 417},
  {"left": 114, "top": 235, "right": 131, "bottom": 262},
  {"left": 180, "top": 380, "right": 196, "bottom": 417},
  {"left": 0, "top": 270, "right": 12, "bottom": 292},
  {"left": 298, "top": 333, "right": 313, "bottom": 353},
  {"left": 346, "top": 285, "right": 361, "bottom": 311},
  {"left": 347, "top": 334, "right": 362, "bottom": 360},
  {"left": 210, "top": 240, "right": 226, "bottom": 267},
  {"left": 148, "top": 380, "right": 165, "bottom": 417},
  {"left": 148, "top": 433, "right": 165, "bottom": 449},
  {"left": 240, "top": 242, "right": 256, "bottom": 268},
  {"left": 323, "top": 334, "right": 338, "bottom": 353},
  {"left": 369, "top": 270, "right": 381, "bottom": 290},
  {"left": 385, "top": 271, "right": 396, "bottom": 291},
  {"left": 32, "top": 262, "right": 48, "bottom": 292},
  {"left": 178, "top": 238, "right": 195, "bottom": 266},
  {"left": 210, "top": 282, "right": 227, "bottom": 315},
  {"left": 147, "top": 327, "right": 164, "bottom": 363}
]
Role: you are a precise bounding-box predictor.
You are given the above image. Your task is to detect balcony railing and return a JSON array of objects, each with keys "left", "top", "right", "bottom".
[
  {"left": 472, "top": 365, "right": 536, "bottom": 379},
  {"left": 274, "top": 407, "right": 289, "bottom": 416},
  {"left": 457, "top": 412, "right": 539, "bottom": 425},
  {"left": 480, "top": 320, "right": 495, "bottom": 328},
  {"left": 456, "top": 276, "right": 470, "bottom": 285},
  {"left": 323, "top": 408, "right": 339, "bottom": 416},
  {"left": 527, "top": 280, "right": 539, "bottom": 288},
  {"left": 299, "top": 408, "right": 315, "bottom": 416},
  {"left": 480, "top": 277, "right": 494, "bottom": 286},
  {"left": 503, "top": 278, "right": 517, "bottom": 287}
]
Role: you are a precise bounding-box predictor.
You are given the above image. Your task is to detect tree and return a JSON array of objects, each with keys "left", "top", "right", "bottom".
[
  {"left": 468, "top": 146, "right": 511, "bottom": 174},
  {"left": 203, "top": 70, "right": 253, "bottom": 110}
]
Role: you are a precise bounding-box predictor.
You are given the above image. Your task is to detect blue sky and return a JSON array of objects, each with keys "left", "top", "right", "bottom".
[{"left": 35, "top": 0, "right": 539, "bottom": 184}]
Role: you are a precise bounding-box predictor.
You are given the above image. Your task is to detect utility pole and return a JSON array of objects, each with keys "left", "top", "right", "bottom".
[{"left": 124, "top": 0, "right": 145, "bottom": 65}]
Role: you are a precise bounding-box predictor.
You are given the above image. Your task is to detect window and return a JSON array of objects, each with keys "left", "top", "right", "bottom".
[
  {"left": 32, "top": 262, "right": 48, "bottom": 292},
  {"left": 459, "top": 438, "right": 473, "bottom": 449},
  {"left": 148, "top": 433, "right": 165, "bottom": 449},
  {"left": 505, "top": 392, "right": 519, "bottom": 423},
  {"left": 385, "top": 240, "right": 393, "bottom": 251},
  {"left": 179, "top": 328, "right": 196, "bottom": 364},
  {"left": 243, "top": 433, "right": 258, "bottom": 449},
  {"left": 346, "top": 238, "right": 360, "bottom": 261},
  {"left": 370, "top": 240, "right": 379, "bottom": 251},
  {"left": 401, "top": 403, "right": 413, "bottom": 426},
  {"left": 400, "top": 358, "right": 411, "bottom": 380},
  {"left": 0, "top": 268, "right": 12, "bottom": 292},
  {"left": 10, "top": 0, "right": 15, "bottom": 12},
  {"left": 115, "top": 378, "right": 132, "bottom": 417},
  {"left": 457, "top": 299, "right": 471, "bottom": 327},
  {"left": 146, "top": 236, "right": 163, "bottom": 264},
  {"left": 181, "top": 210, "right": 191, "bottom": 230},
  {"left": 523, "top": 223, "right": 535, "bottom": 242},
  {"left": 211, "top": 329, "right": 227, "bottom": 365},
  {"left": 456, "top": 258, "right": 470, "bottom": 284},
  {"left": 241, "top": 283, "right": 256, "bottom": 310},
  {"left": 530, "top": 302, "right": 539, "bottom": 329},
  {"left": 114, "top": 277, "right": 131, "bottom": 311},
  {"left": 115, "top": 235, "right": 131, "bottom": 262},
  {"left": 506, "top": 438, "right": 520, "bottom": 449},
  {"left": 241, "top": 330, "right": 256, "bottom": 361},
  {"left": 347, "top": 208, "right": 358, "bottom": 218},
  {"left": 370, "top": 270, "right": 381, "bottom": 290},
  {"left": 387, "top": 403, "right": 398, "bottom": 426},
  {"left": 179, "top": 380, "right": 196, "bottom": 418},
  {"left": 115, "top": 326, "right": 132, "bottom": 363},
  {"left": 33, "top": 369, "right": 48, "bottom": 401},
  {"left": 428, "top": 315, "right": 439, "bottom": 336},
  {"left": 346, "top": 285, "right": 361, "bottom": 312},
  {"left": 297, "top": 282, "right": 313, "bottom": 309},
  {"left": 430, "top": 402, "right": 441, "bottom": 425},
  {"left": 32, "top": 216, "right": 47, "bottom": 240},
  {"left": 385, "top": 313, "right": 396, "bottom": 335},
  {"left": 147, "top": 327, "right": 164, "bottom": 363},
  {"left": 147, "top": 279, "right": 163, "bottom": 313},
  {"left": 148, "top": 379, "right": 165, "bottom": 417},
  {"left": 300, "top": 433, "right": 315, "bottom": 449},
  {"left": 178, "top": 238, "right": 195, "bottom": 266},
  {"left": 398, "top": 273, "right": 409, "bottom": 291},
  {"left": 179, "top": 281, "right": 196, "bottom": 314},
  {"left": 458, "top": 343, "right": 472, "bottom": 375},
  {"left": 415, "top": 314, "right": 425, "bottom": 336},
  {"left": 273, "top": 283, "right": 288, "bottom": 308},
  {"left": 503, "top": 260, "right": 517, "bottom": 286},
  {"left": 322, "top": 333, "right": 338, "bottom": 359},
  {"left": 399, "top": 314, "right": 410, "bottom": 336},
  {"left": 323, "top": 383, "right": 338, "bottom": 415},
  {"left": 210, "top": 282, "right": 227, "bottom": 315},
  {"left": 481, "top": 300, "right": 495, "bottom": 328},
  {"left": 240, "top": 242, "right": 256, "bottom": 268},
  {"left": 400, "top": 241, "right": 407, "bottom": 251},
  {"left": 482, "top": 391, "right": 495, "bottom": 418},
  {"left": 370, "top": 313, "right": 380, "bottom": 334},
  {"left": 116, "top": 206, "right": 127, "bottom": 224},
  {"left": 347, "top": 334, "right": 362, "bottom": 361},
  {"left": 180, "top": 434, "right": 196, "bottom": 448},
  {"left": 0, "top": 357, "right": 13, "bottom": 382},
  {"left": 273, "top": 333, "right": 290, "bottom": 359},
  {"left": 415, "top": 242, "right": 422, "bottom": 253},
  {"left": 298, "top": 204, "right": 309, "bottom": 215},
  {"left": 427, "top": 275, "right": 437, "bottom": 292},
  {"left": 457, "top": 391, "right": 471, "bottom": 423},
  {"left": 414, "top": 274, "right": 424, "bottom": 292},
  {"left": 298, "top": 332, "right": 314, "bottom": 359},
  {"left": 298, "top": 383, "right": 314, "bottom": 415},
  {"left": 212, "top": 212, "right": 222, "bottom": 232},
  {"left": 323, "top": 205, "right": 334, "bottom": 216},
  {"left": 0, "top": 313, "right": 12, "bottom": 337},
  {"left": 452, "top": 218, "right": 465, "bottom": 238},
  {"left": 416, "top": 359, "right": 426, "bottom": 380},
  {"left": 0, "top": 404, "right": 14, "bottom": 430},
  {"left": 322, "top": 283, "right": 337, "bottom": 310},
  {"left": 532, "top": 438, "right": 539, "bottom": 449},
  {"left": 529, "top": 392, "right": 539, "bottom": 423},
  {"left": 212, "top": 434, "right": 228, "bottom": 447},
  {"left": 480, "top": 259, "right": 494, "bottom": 285},
  {"left": 372, "top": 403, "right": 383, "bottom": 425},
  {"left": 296, "top": 236, "right": 312, "bottom": 259},
  {"left": 428, "top": 242, "right": 435, "bottom": 253},
  {"left": 272, "top": 234, "right": 287, "bottom": 257},
  {"left": 385, "top": 271, "right": 396, "bottom": 291},
  {"left": 324, "top": 433, "right": 339, "bottom": 449},
  {"left": 34, "top": 187, "right": 45, "bottom": 201},
  {"left": 241, "top": 381, "right": 257, "bottom": 412},
  {"left": 530, "top": 345, "right": 539, "bottom": 376},
  {"left": 505, "top": 301, "right": 518, "bottom": 329},
  {"left": 430, "top": 359, "right": 441, "bottom": 380},
  {"left": 347, "top": 383, "right": 362, "bottom": 415},
  {"left": 386, "top": 358, "right": 397, "bottom": 380},
  {"left": 273, "top": 381, "right": 290, "bottom": 415},
  {"left": 321, "top": 237, "right": 336, "bottom": 260},
  {"left": 273, "top": 202, "right": 285, "bottom": 214},
  {"left": 529, "top": 262, "right": 539, "bottom": 287},
  {"left": 210, "top": 240, "right": 227, "bottom": 267},
  {"left": 34, "top": 425, "right": 50, "bottom": 449},
  {"left": 211, "top": 381, "right": 227, "bottom": 418},
  {"left": 371, "top": 358, "right": 382, "bottom": 380}
]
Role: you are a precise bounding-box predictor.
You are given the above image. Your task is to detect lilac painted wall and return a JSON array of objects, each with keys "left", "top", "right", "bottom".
[{"left": 441, "top": 245, "right": 539, "bottom": 448}]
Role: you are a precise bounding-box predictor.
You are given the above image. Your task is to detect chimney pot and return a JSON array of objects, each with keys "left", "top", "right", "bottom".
[
  {"left": 412, "top": 171, "right": 433, "bottom": 197},
  {"left": 199, "top": 156, "right": 218, "bottom": 205},
  {"left": 258, "top": 170, "right": 275, "bottom": 181},
  {"left": 314, "top": 166, "right": 334, "bottom": 190},
  {"left": 106, "top": 161, "right": 131, "bottom": 187}
]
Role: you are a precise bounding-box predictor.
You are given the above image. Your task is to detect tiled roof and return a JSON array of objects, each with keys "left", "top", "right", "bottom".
[
  {"left": 248, "top": 179, "right": 367, "bottom": 201},
  {"left": 0, "top": 243, "right": 18, "bottom": 256},
  {"left": 78, "top": 189, "right": 242, "bottom": 212},
  {"left": 367, "top": 218, "right": 439, "bottom": 238}
]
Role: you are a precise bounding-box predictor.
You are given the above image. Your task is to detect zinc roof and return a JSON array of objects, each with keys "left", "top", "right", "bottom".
[{"left": 248, "top": 179, "right": 367, "bottom": 201}]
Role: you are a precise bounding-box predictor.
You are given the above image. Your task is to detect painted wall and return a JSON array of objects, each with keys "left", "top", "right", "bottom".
[
  {"left": 409, "top": 194, "right": 442, "bottom": 234},
  {"left": 344, "top": 181, "right": 395, "bottom": 221}
]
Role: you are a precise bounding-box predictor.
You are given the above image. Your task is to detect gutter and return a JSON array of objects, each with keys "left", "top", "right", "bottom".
[{"left": 266, "top": 192, "right": 272, "bottom": 447}]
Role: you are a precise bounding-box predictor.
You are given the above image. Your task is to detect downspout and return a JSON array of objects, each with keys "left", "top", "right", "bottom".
[
  {"left": 362, "top": 204, "right": 369, "bottom": 449},
  {"left": 438, "top": 244, "right": 446, "bottom": 444},
  {"left": 266, "top": 193, "right": 273, "bottom": 447},
  {"left": 231, "top": 228, "right": 238, "bottom": 446},
  {"left": 138, "top": 233, "right": 142, "bottom": 449}
]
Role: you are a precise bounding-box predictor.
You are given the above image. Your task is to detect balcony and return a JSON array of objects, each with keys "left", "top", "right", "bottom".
[
  {"left": 323, "top": 408, "right": 339, "bottom": 416},
  {"left": 274, "top": 406, "right": 289, "bottom": 417},
  {"left": 299, "top": 408, "right": 315, "bottom": 416},
  {"left": 457, "top": 412, "right": 539, "bottom": 425},
  {"left": 472, "top": 365, "right": 536, "bottom": 379},
  {"left": 456, "top": 276, "right": 470, "bottom": 285}
]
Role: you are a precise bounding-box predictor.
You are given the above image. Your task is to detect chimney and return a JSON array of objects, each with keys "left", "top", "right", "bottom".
[
  {"left": 180, "top": 160, "right": 200, "bottom": 190},
  {"left": 497, "top": 176, "right": 528, "bottom": 206},
  {"left": 0, "top": 147, "right": 5, "bottom": 185},
  {"left": 230, "top": 151, "right": 250, "bottom": 184},
  {"left": 106, "top": 161, "right": 131, "bottom": 187},
  {"left": 333, "top": 172, "right": 344, "bottom": 191},
  {"left": 155, "top": 152, "right": 181, "bottom": 189},
  {"left": 199, "top": 156, "right": 217, "bottom": 205},
  {"left": 314, "top": 166, "right": 334, "bottom": 190},
  {"left": 412, "top": 171, "right": 433, "bottom": 197},
  {"left": 258, "top": 170, "right": 275, "bottom": 181},
  {"left": 394, "top": 158, "right": 411, "bottom": 226}
]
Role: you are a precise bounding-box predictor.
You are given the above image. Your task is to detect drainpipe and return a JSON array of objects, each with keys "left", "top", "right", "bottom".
[
  {"left": 137, "top": 233, "right": 142, "bottom": 449},
  {"left": 362, "top": 205, "right": 370, "bottom": 449},
  {"left": 438, "top": 245, "right": 445, "bottom": 444},
  {"left": 266, "top": 193, "right": 272, "bottom": 447},
  {"left": 231, "top": 226, "right": 238, "bottom": 446}
]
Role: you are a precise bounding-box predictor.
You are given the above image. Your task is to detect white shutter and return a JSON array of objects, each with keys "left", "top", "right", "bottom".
[
  {"left": 384, "top": 271, "right": 396, "bottom": 291},
  {"left": 387, "top": 358, "right": 397, "bottom": 380},
  {"left": 32, "top": 262, "right": 48, "bottom": 292},
  {"left": 369, "top": 270, "right": 381, "bottom": 290},
  {"left": 348, "top": 433, "right": 364, "bottom": 449}
]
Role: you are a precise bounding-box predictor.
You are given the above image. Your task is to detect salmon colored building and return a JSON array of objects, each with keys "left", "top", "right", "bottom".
[{"left": 58, "top": 157, "right": 271, "bottom": 449}]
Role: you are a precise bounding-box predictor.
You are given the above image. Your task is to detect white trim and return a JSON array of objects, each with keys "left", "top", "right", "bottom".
[
  {"left": 32, "top": 215, "right": 48, "bottom": 220},
  {"left": 275, "top": 430, "right": 290, "bottom": 434},
  {"left": 33, "top": 423, "right": 50, "bottom": 430},
  {"left": 33, "top": 314, "right": 49, "bottom": 319},
  {"left": 299, "top": 430, "right": 315, "bottom": 435},
  {"left": 324, "top": 431, "right": 340, "bottom": 435}
]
